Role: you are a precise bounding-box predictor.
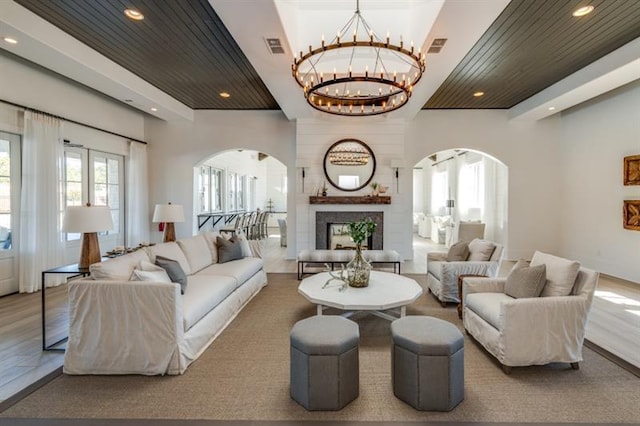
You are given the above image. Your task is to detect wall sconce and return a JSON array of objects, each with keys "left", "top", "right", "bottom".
[
  {"left": 296, "top": 159, "right": 311, "bottom": 193},
  {"left": 390, "top": 159, "right": 404, "bottom": 192},
  {"left": 152, "top": 202, "right": 185, "bottom": 242}
]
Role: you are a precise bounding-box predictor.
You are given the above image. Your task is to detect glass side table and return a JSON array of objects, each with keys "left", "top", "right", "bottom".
[{"left": 41, "top": 263, "right": 91, "bottom": 351}]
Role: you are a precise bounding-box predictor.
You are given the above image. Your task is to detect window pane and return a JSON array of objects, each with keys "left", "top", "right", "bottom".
[
  {"left": 94, "top": 157, "right": 107, "bottom": 184},
  {"left": 66, "top": 153, "right": 82, "bottom": 183},
  {"left": 111, "top": 210, "right": 120, "bottom": 233},
  {"left": 108, "top": 159, "right": 119, "bottom": 183},
  {"left": 213, "top": 169, "right": 222, "bottom": 211},
  {"left": 0, "top": 140, "right": 10, "bottom": 177},
  {"left": 94, "top": 183, "right": 107, "bottom": 206},
  {"left": 108, "top": 185, "right": 119, "bottom": 209},
  {"left": 0, "top": 176, "right": 10, "bottom": 213},
  {"left": 66, "top": 182, "right": 83, "bottom": 206}
]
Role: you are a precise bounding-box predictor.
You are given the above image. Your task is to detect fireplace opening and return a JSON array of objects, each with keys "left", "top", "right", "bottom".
[
  {"left": 315, "top": 211, "right": 383, "bottom": 250},
  {"left": 327, "top": 224, "right": 373, "bottom": 250}
]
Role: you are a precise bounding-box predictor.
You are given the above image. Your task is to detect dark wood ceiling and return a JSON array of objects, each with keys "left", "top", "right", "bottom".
[
  {"left": 425, "top": 0, "right": 640, "bottom": 109},
  {"left": 14, "top": 0, "right": 279, "bottom": 110},
  {"left": 12, "top": 0, "right": 640, "bottom": 112}
]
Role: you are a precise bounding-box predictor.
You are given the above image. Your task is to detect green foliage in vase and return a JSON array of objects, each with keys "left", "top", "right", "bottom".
[{"left": 347, "top": 218, "right": 377, "bottom": 246}]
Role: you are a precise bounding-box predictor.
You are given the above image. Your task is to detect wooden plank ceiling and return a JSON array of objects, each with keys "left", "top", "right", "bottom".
[
  {"left": 13, "top": 0, "right": 640, "bottom": 112},
  {"left": 425, "top": 0, "right": 640, "bottom": 109},
  {"left": 14, "top": 0, "right": 279, "bottom": 110}
]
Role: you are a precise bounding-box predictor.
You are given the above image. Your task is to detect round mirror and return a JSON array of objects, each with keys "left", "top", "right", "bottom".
[{"left": 323, "top": 139, "right": 376, "bottom": 191}]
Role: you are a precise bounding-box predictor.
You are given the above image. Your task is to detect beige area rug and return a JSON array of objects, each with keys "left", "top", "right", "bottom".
[{"left": 2, "top": 273, "right": 639, "bottom": 423}]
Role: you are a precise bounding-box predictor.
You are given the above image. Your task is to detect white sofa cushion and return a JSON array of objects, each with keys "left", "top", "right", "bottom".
[
  {"left": 531, "top": 251, "right": 580, "bottom": 297},
  {"left": 182, "top": 274, "right": 237, "bottom": 331},
  {"left": 177, "top": 234, "right": 211, "bottom": 273},
  {"left": 198, "top": 257, "right": 264, "bottom": 288},
  {"left": 145, "top": 242, "right": 192, "bottom": 275},
  {"left": 90, "top": 250, "right": 150, "bottom": 281},
  {"left": 465, "top": 292, "right": 513, "bottom": 330},
  {"left": 468, "top": 239, "right": 496, "bottom": 261},
  {"left": 200, "top": 231, "right": 221, "bottom": 263},
  {"left": 131, "top": 269, "right": 172, "bottom": 283}
]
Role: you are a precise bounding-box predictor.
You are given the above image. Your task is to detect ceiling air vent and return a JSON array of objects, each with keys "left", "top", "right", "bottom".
[
  {"left": 264, "top": 38, "right": 285, "bottom": 55},
  {"left": 427, "top": 38, "right": 447, "bottom": 54}
]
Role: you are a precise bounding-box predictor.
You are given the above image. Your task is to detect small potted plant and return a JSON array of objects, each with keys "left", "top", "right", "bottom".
[
  {"left": 321, "top": 182, "right": 328, "bottom": 196},
  {"left": 370, "top": 181, "right": 379, "bottom": 196}
]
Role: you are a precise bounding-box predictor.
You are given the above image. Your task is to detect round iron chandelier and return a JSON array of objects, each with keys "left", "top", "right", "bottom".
[{"left": 291, "top": 0, "right": 425, "bottom": 117}]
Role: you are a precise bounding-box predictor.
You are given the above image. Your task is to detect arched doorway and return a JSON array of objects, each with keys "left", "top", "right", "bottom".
[
  {"left": 410, "top": 149, "right": 508, "bottom": 273},
  {"left": 193, "top": 149, "right": 288, "bottom": 271}
]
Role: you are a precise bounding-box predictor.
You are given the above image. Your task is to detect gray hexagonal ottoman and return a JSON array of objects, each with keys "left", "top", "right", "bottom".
[
  {"left": 391, "top": 315, "right": 464, "bottom": 411},
  {"left": 290, "top": 315, "right": 359, "bottom": 410}
]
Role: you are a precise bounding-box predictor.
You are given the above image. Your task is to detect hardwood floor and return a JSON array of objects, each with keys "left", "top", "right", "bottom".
[{"left": 1, "top": 231, "right": 638, "bottom": 405}]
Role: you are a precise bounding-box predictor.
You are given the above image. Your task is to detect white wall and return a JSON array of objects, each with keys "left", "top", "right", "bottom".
[
  {"left": 264, "top": 156, "right": 287, "bottom": 212},
  {"left": 0, "top": 53, "right": 144, "bottom": 140},
  {"left": 407, "top": 110, "right": 564, "bottom": 260},
  {"left": 558, "top": 80, "right": 640, "bottom": 283},
  {"left": 144, "top": 110, "right": 295, "bottom": 245}
]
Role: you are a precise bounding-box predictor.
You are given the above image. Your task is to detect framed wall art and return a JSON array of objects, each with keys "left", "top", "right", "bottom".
[
  {"left": 623, "top": 200, "right": 640, "bottom": 231},
  {"left": 623, "top": 155, "right": 640, "bottom": 185}
]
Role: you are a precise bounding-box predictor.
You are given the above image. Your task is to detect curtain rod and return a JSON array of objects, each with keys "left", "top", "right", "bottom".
[{"left": 0, "top": 98, "right": 147, "bottom": 145}]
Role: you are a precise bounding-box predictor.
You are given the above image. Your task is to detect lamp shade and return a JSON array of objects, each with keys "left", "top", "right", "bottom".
[
  {"left": 152, "top": 204, "right": 184, "bottom": 223},
  {"left": 62, "top": 205, "right": 113, "bottom": 233}
]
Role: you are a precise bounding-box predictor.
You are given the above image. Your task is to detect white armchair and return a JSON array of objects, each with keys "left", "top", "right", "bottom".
[
  {"left": 426, "top": 239, "right": 503, "bottom": 306},
  {"left": 462, "top": 251, "right": 599, "bottom": 374}
]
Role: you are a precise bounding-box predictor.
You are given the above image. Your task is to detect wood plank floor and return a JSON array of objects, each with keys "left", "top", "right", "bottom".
[{"left": 1, "top": 230, "right": 638, "bottom": 404}]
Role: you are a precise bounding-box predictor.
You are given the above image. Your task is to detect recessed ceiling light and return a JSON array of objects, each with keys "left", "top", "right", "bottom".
[
  {"left": 572, "top": 5, "right": 594, "bottom": 17},
  {"left": 548, "top": 106, "right": 556, "bottom": 111},
  {"left": 3, "top": 37, "right": 18, "bottom": 44},
  {"left": 219, "top": 92, "right": 231, "bottom": 98},
  {"left": 473, "top": 91, "right": 484, "bottom": 97},
  {"left": 124, "top": 9, "right": 144, "bottom": 21},
  {"left": 150, "top": 107, "right": 158, "bottom": 112}
]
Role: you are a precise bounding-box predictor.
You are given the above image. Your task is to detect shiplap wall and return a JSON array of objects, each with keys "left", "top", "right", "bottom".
[{"left": 295, "top": 117, "right": 414, "bottom": 259}]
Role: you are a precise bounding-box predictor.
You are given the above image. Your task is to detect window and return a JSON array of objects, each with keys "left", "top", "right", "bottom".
[
  {"left": 237, "top": 174, "right": 245, "bottom": 211},
  {"left": 63, "top": 149, "right": 124, "bottom": 243},
  {"left": 228, "top": 172, "right": 237, "bottom": 211},
  {"left": 63, "top": 149, "right": 87, "bottom": 241},
  {"left": 90, "top": 151, "right": 123, "bottom": 236},
  {"left": 198, "top": 166, "right": 223, "bottom": 213},
  {"left": 0, "top": 133, "right": 19, "bottom": 250}
]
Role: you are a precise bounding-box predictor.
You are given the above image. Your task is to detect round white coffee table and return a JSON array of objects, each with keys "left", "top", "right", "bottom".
[{"left": 298, "top": 271, "right": 423, "bottom": 321}]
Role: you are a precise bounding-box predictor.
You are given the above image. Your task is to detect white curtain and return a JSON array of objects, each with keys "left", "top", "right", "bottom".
[
  {"left": 19, "top": 111, "right": 65, "bottom": 293},
  {"left": 126, "top": 141, "right": 149, "bottom": 246}
]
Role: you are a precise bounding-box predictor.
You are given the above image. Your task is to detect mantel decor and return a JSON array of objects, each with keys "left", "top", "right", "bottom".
[
  {"left": 623, "top": 200, "right": 640, "bottom": 230},
  {"left": 310, "top": 195, "right": 390, "bottom": 205},
  {"left": 623, "top": 155, "right": 640, "bottom": 185}
]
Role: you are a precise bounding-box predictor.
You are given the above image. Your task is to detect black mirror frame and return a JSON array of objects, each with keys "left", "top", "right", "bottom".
[{"left": 323, "top": 138, "right": 376, "bottom": 192}]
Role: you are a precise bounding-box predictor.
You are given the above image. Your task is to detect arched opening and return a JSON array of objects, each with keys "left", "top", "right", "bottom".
[
  {"left": 193, "top": 149, "right": 288, "bottom": 271},
  {"left": 410, "top": 149, "right": 508, "bottom": 273}
]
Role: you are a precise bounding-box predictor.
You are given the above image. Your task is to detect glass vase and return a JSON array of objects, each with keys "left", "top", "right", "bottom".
[{"left": 347, "top": 245, "right": 371, "bottom": 288}]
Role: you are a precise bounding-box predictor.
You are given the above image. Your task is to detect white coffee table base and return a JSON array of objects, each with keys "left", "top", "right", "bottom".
[{"left": 299, "top": 271, "right": 423, "bottom": 321}]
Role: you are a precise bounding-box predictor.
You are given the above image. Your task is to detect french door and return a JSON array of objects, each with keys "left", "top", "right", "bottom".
[{"left": 0, "top": 131, "right": 21, "bottom": 296}]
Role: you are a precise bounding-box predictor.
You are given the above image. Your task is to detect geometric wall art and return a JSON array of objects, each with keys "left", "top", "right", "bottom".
[
  {"left": 623, "top": 200, "right": 640, "bottom": 231},
  {"left": 623, "top": 155, "right": 640, "bottom": 185}
]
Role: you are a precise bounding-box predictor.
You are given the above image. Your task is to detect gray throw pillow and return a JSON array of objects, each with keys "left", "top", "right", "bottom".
[
  {"left": 216, "top": 236, "right": 243, "bottom": 263},
  {"left": 505, "top": 259, "right": 546, "bottom": 299},
  {"left": 446, "top": 241, "right": 470, "bottom": 261},
  {"left": 155, "top": 255, "right": 188, "bottom": 294}
]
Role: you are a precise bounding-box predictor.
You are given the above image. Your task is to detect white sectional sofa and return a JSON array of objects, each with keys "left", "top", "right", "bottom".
[{"left": 63, "top": 232, "right": 267, "bottom": 375}]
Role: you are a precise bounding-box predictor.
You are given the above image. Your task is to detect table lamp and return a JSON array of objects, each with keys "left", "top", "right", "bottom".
[
  {"left": 152, "top": 203, "right": 185, "bottom": 242},
  {"left": 62, "top": 203, "right": 114, "bottom": 269}
]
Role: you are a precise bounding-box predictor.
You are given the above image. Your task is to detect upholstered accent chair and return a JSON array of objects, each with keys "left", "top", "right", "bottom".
[
  {"left": 462, "top": 251, "right": 599, "bottom": 374},
  {"left": 456, "top": 221, "right": 485, "bottom": 243},
  {"left": 427, "top": 239, "right": 503, "bottom": 306}
]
